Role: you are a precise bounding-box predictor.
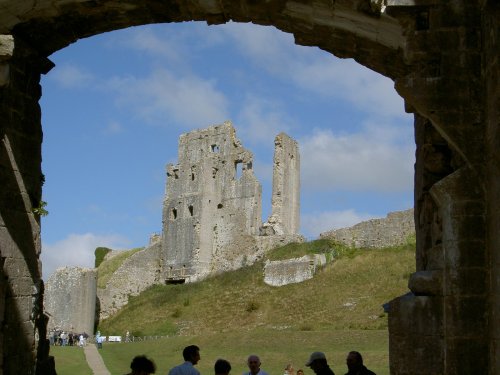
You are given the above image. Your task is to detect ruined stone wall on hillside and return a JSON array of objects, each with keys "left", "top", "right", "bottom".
[
  {"left": 44, "top": 267, "right": 96, "bottom": 334},
  {"left": 97, "top": 240, "right": 162, "bottom": 320},
  {"left": 320, "top": 209, "right": 414, "bottom": 248},
  {"left": 162, "top": 121, "right": 302, "bottom": 283}
]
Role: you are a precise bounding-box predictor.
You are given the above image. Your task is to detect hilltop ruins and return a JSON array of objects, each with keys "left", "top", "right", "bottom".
[{"left": 45, "top": 121, "right": 303, "bottom": 324}]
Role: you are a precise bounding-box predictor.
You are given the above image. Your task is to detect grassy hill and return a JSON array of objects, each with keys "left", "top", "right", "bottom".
[
  {"left": 53, "top": 239, "right": 415, "bottom": 375},
  {"left": 98, "top": 239, "right": 415, "bottom": 337}
]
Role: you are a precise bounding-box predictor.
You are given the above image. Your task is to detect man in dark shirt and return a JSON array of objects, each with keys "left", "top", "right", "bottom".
[
  {"left": 345, "top": 351, "right": 376, "bottom": 375},
  {"left": 305, "top": 352, "right": 335, "bottom": 375}
]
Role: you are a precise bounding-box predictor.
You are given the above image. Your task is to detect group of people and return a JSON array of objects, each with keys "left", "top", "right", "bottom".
[
  {"left": 126, "top": 345, "right": 376, "bottom": 375},
  {"left": 48, "top": 330, "right": 88, "bottom": 347}
]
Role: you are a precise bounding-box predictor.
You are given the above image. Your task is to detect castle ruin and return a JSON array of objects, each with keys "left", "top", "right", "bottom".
[{"left": 162, "top": 121, "right": 302, "bottom": 283}]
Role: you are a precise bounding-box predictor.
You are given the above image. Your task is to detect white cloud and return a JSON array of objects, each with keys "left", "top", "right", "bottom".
[
  {"left": 106, "top": 68, "right": 229, "bottom": 127},
  {"left": 41, "top": 233, "right": 130, "bottom": 279},
  {"left": 235, "top": 95, "right": 295, "bottom": 145},
  {"left": 102, "top": 121, "right": 123, "bottom": 135},
  {"left": 114, "top": 27, "right": 184, "bottom": 64},
  {"left": 49, "top": 64, "right": 94, "bottom": 88},
  {"left": 300, "top": 122, "right": 414, "bottom": 192},
  {"left": 219, "top": 22, "right": 405, "bottom": 119},
  {"left": 301, "top": 209, "right": 376, "bottom": 239}
]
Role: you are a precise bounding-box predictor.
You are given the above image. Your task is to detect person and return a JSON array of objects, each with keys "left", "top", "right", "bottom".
[
  {"left": 214, "top": 359, "right": 231, "bottom": 375},
  {"left": 344, "top": 351, "right": 376, "bottom": 375},
  {"left": 126, "top": 330, "right": 131, "bottom": 342},
  {"left": 97, "top": 335, "right": 104, "bottom": 349},
  {"left": 243, "top": 355, "right": 269, "bottom": 375},
  {"left": 127, "top": 355, "right": 156, "bottom": 375},
  {"left": 297, "top": 369, "right": 304, "bottom": 375},
  {"left": 79, "top": 333, "right": 85, "bottom": 347},
  {"left": 284, "top": 364, "right": 295, "bottom": 375},
  {"left": 305, "top": 352, "right": 335, "bottom": 375},
  {"left": 168, "top": 345, "right": 201, "bottom": 375}
]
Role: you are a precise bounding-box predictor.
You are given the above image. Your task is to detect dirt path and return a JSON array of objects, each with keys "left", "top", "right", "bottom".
[{"left": 83, "top": 344, "right": 111, "bottom": 375}]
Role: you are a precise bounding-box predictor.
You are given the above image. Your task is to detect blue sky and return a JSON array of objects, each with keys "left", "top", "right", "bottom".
[{"left": 40, "top": 21, "right": 414, "bottom": 279}]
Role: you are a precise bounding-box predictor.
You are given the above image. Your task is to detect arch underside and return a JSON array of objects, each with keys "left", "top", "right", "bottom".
[{"left": 0, "top": 1, "right": 498, "bottom": 374}]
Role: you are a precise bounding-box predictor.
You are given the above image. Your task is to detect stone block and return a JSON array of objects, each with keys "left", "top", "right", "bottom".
[
  {"left": 408, "top": 270, "right": 443, "bottom": 295},
  {"left": 389, "top": 293, "right": 443, "bottom": 335},
  {"left": 426, "top": 244, "right": 444, "bottom": 269},
  {"left": 445, "top": 267, "right": 487, "bottom": 296},
  {"left": 445, "top": 338, "right": 488, "bottom": 374},
  {"left": 444, "top": 295, "right": 487, "bottom": 337},
  {"left": 444, "top": 239, "right": 486, "bottom": 268},
  {"left": 389, "top": 333, "right": 444, "bottom": 375},
  {"left": 3, "top": 257, "right": 34, "bottom": 278},
  {"left": 491, "top": 292, "right": 500, "bottom": 340}
]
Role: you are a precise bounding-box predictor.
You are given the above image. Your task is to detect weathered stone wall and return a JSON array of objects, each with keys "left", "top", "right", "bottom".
[
  {"left": 0, "top": 33, "right": 52, "bottom": 375},
  {"left": 263, "top": 254, "right": 327, "bottom": 287},
  {"left": 97, "top": 241, "right": 162, "bottom": 320},
  {"left": 265, "top": 133, "right": 300, "bottom": 235},
  {"left": 320, "top": 209, "right": 414, "bottom": 248},
  {"left": 162, "top": 122, "right": 263, "bottom": 282},
  {"left": 44, "top": 267, "right": 96, "bottom": 334},
  {"left": 484, "top": 3, "right": 500, "bottom": 373}
]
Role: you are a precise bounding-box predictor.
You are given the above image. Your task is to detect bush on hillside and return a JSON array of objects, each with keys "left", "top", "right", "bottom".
[{"left": 95, "top": 247, "right": 112, "bottom": 268}]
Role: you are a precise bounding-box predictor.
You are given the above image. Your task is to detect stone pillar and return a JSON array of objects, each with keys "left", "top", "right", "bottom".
[
  {"left": 0, "top": 35, "right": 52, "bottom": 375},
  {"left": 484, "top": 2, "right": 500, "bottom": 373},
  {"left": 266, "top": 133, "right": 300, "bottom": 235},
  {"left": 387, "top": 1, "right": 491, "bottom": 372}
]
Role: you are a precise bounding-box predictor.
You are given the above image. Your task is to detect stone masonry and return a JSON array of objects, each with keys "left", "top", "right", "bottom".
[
  {"left": 263, "top": 254, "right": 327, "bottom": 287},
  {"left": 320, "top": 209, "right": 415, "bottom": 248},
  {"left": 0, "top": 1, "right": 498, "bottom": 374},
  {"left": 96, "top": 237, "right": 162, "bottom": 320},
  {"left": 162, "top": 121, "right": 301, "bottom": 283},
  {"left": 264, "top": 133, "right": 300, "bottom": 236},
  {"left": 44, "top": 267, "right": 96, "bottom": 335}
]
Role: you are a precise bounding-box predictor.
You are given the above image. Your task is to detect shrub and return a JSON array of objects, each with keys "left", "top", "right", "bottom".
[{"left": 95, "top": 247, "right": 112, "bottom": 268}]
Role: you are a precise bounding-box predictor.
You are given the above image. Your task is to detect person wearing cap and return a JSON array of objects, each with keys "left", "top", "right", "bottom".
[
  {"left": 344, "top": 351, "right": 376, "bottom": 375},
  {"left": 244, "top": 355, "right": 269, "bottom": 375},
  {"left": 305, "top": 352, "right": 335, "bottom": 375}
]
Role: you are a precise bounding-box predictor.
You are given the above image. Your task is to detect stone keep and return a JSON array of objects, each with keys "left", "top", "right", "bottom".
[
  {"left": 265, "top": 133, "right": 300, "bottom": 235},
  {"left": 162, "top": 122, "right": 263, "bottom": 283},
  {"left": 44, "top": 267, "right": 96, "bottom": 334}
]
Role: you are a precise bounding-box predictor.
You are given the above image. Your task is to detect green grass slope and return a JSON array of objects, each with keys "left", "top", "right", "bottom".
[
  {"left": 98, "top": 240, "right": 415, "bottom": 337},
  {"left": 97, "top": 247, "right": 143, "bottom": 289}
]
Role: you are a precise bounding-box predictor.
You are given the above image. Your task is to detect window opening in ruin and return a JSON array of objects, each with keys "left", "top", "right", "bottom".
[
  {"left": 171, "top": 208, "right": 177, "bottom": 220},
  {"left": 189, "top": 205, "right": 194, "bottom": 216},
  {"left": 191, "top": 173, "right": 195, "bottom": 181},
  {"left": 235, "top": 161, "right": 243, "bottom": 179},
  {"left": 166, "top": 279, "right": 185, "bottom": 285},
  {"left": 217, "top": 203, "right": 223, "bottom": 209},
  {"left": 247, "top": 161, "right": 253, "bottom": 170},
  {"left": 211, "top": 144, "right": 220, "bottom": 153},
  {"left": 212, "top": 167, "right": 218, "bottom": 179},
  {"left": 173, "top": 169, "right": 179, "bottom": 179}
]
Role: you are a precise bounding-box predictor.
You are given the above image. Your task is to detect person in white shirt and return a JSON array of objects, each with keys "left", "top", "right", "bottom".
[
  {"left": 168, "top": 345, "right": 201, "bottom": 375},
  {"left": 243, "top": 355, "right": 269, "bottom": 375}
]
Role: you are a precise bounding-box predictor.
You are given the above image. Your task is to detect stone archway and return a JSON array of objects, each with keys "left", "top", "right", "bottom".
[{"left": 0, "top": 1, "right": 498, "bottom": 374}]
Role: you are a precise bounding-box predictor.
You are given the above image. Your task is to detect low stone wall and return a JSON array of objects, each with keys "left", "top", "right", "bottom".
[
  {"left": 320, "top": 209, "right": 415, "bottom": 248},
  {"left": 44, "top": 267, "right": 96, "bottom": 334},
  {"left": 263, "top": 254, "right": 327, "bottom": 286},
  {"left": 97, "top": 241, "right": 162, "bottom": 320}
]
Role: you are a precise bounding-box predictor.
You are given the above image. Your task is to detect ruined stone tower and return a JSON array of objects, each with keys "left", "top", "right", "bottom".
[
  {"left": 161, "top": 121, "right": 263, "bottom": 283},
  {"left": 265, "top": 133, "right": 300, "bottom": 235}
]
